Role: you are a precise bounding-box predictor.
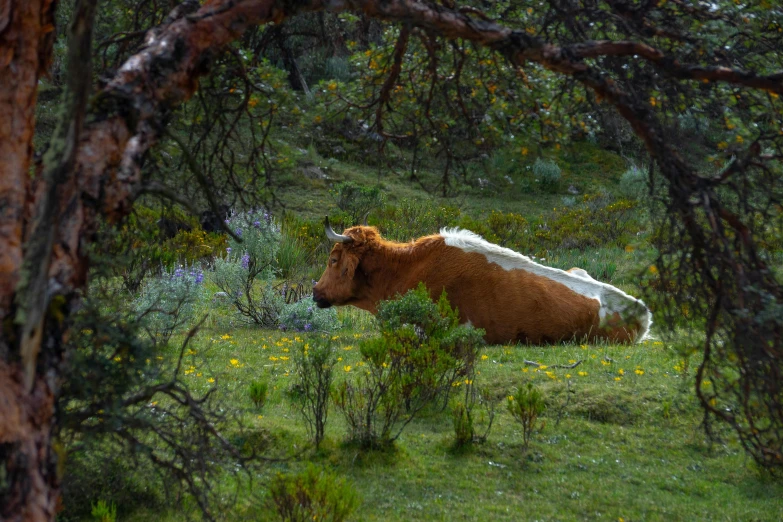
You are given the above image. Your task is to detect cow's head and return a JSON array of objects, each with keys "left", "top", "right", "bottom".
[{"left": 312, "top": 217, "right": 377, "bottom": 308}]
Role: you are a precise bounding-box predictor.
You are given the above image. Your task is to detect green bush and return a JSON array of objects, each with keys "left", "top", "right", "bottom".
[
  {"left": 533, "top": 158, "right": 561, "bottom": 194},
  {"left": 291, "top": 337, "right": 338, "bottom": 449},
  {"left": 332, "top": 181, "right": 386, "bottom": 224},
  {"left": 90, "top": 500, "right": 117, "bottom": 522},
  {"left": 278, "top": 298, "right": 339, "bottom": 333},
  {"left": 531, "top": 194, "right": 640, "bottom": 252},
  {"left": 212, "top": 210, "right": 284, "bottom": 326},
  {"left": 618, "top": 165, "right": 648, "bottom": 200},
  {"left": 451, "top": 385, "right": 496, "bottom": 448},
  {"left": 374, "top": 198, "right": 461, "bottom": 241},
  {"left": 507, "top": 383, "right": 547, "bottom": 450},
  {"left": 248, "top": 380, "right": 268, "bottom": 410},
  {"left": 332, "top": 284, "right": 484, "bottom": 448},
  {"left": 133, "top": 266, "right": 206, "bottom": 345},
  {"left": 268, "top": 465, "right": 359, "bottom": 522}
]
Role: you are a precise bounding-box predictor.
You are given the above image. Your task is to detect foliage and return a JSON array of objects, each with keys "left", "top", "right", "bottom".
[
  {"left": 332, "top": 284, "right": 484, "bottom": 448},
  {"left": 373, "top": 198, "right": 461, "bottom": 242},
  {"left": 59, "top": 277, "right": 252, "bottom": 520},
  {"left": 268, "top": 465, "right": 360, "bottom": 522},
  {"left": 249, "top": 380, "right": 269, "bottom": 410},
  {"left": 451, "top": 385, "right": 496, "bottom": 448},
  {"left": 133, "top": 265, "right": 206, "bottom": 345},
  {"left": 331, "top": 181, "right": 387, "bottom": 224},
  {"left": 212, "top": 210, "right": 285, "bottom": 326},
  {"left": 532, "top": 194, "right": 641, "bottom": 252},
  {"left": 291, "top": 337, "right": 339, "bottom": 449},
  {"left": 90, "top": 500, "right": 117, "bottom": 522},
  {"left": 533, "top": 158, "right": 562, "bottom": 194},
  {"left": 507, "top": 383, "right": 547, "bottom": 450},
  {"left": 278, "top": 298, "right": 339, "bottom": 334},
  {"left": 276, "top": 233, "right": 312, "bottom": 280},
  {"left": 618, "top": 165, "right": 648, "bottom": 201}
]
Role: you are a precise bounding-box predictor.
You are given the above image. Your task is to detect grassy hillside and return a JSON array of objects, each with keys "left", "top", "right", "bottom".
[{"left": 72, "top": 320, "right": 783, "bottom": 521}]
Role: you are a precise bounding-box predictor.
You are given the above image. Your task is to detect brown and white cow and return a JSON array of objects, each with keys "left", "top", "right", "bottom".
[{"left": 313, "top": 219, "right": 652, "bottom": 345}]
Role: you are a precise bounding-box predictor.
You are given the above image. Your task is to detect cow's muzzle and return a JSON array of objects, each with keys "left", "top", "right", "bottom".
[{"left": 312, "top": 289, "right": 332, "bottom": 309}]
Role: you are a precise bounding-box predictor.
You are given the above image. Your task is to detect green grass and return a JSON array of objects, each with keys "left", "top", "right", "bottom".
[{"left": 99, "top": 324, "right": 783, "bottom": 522}]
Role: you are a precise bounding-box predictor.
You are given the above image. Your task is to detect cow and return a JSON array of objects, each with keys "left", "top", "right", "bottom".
[{"left": 312, "top": 218, "right": 652, "bottom": 345}]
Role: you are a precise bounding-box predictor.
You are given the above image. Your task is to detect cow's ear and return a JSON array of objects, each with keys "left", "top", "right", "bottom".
[{"left": 342, "top": 254, "right": 359, "bottom": 278}]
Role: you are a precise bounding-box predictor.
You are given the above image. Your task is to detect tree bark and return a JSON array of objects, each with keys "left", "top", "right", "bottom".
[{"left": 0, "top": 0, "right": 54, "bottom": 324}]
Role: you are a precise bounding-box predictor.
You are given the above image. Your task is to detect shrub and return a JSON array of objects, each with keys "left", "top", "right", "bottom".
[
  {"left": 508, "top": 383, "right": 547, "bottom": 450},
  {"left": 332, "top": 181, "right": 386, "bottom": 224},
  {"left": 276, "top": 234, "right": 311, "bottom": 280},
  {"left": 291, "top": 337, "right": 338, "bottom": 449},
  {"left": 134, "top": 265, "right": 206, "bottom": 345},
  {"left": 268, "top": 465, "right": 359, "bottom": 522},
  {"left": 278, "top": 298, "right": 339, "bottom": 333},
  {"left": 374, "top": 198, "right": 461, "bottom": 241},
  {"left": 90, "top": 500, "right": 117, "bottom": 522},
  {"left": 212, "top": 210, "right": 284, "bottom": 326},
  {"left": 451, "top": 385, "right": 496, "bottom": 448},
  {"left": 531, "top": 194, "right": 640, "bottom": 251},
  {"left": 248, "top": 380, "right": 268, "bottom": 410},
  {"left": 485, "top": 210, "right": 528, "bottom": 248},
  {"left": 618, "top": 165, "right": 648, "bottom": 200},
  {"left": 533, "top": 158, "right": 561, "bottom": 193},
  {"left": 332, "top": 284, "right": 484, "bottom": 448}
]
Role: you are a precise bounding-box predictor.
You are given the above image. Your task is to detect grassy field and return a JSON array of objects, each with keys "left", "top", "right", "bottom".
[
  {"left": 99, "top": 309, "right": 783, "bottom": 522},
  {"left": 63, "top": 141, "right": 783, "bottom": 521}
]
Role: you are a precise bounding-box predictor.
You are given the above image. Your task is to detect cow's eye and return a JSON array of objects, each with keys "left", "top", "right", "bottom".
[{"left": 330, "top": 258, "right": 337, "bottom": 265}]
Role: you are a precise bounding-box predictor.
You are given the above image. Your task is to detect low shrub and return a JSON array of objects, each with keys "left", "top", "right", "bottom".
[
  {"left": 291, "top": 337, "right": 338, "bottom": 449},
  {"left": 618, "top": 165, "right": 648, "bottom": 200},
  {"left": 332, "top": 284, "right": 484, "bottom": 448},
  {"left": 451, "top": 385, "right": 495, "bottom": 448},
  {"left": 268, "top": 465, "right": 359, "bottom": 522},
  {"left": 212, "top": 210, "right": 284, "bottom": 326},
  {"left": 374, "top": 198, "right": 461, "bottom": 242},
  {"left": 278, "top": 298, "right": 339, "bottom": 333},
  {"left": 332, "top": 181, "right": 386, "bottom": 224},
  {"left": 134, "top": 266, "right": 206, "bottom": 345},
  {"left": 508, "top": 382, "right": 547, "bottom": 450},
  {"left": 248, "top": 380, "right": 268, "bottom": 410},
  {"left": 533, "top": 158, "right": 562, "bottom": 194}
]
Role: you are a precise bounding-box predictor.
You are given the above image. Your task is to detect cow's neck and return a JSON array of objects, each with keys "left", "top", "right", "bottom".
[{"left": 352, "top": 237, "right": 439, "bottom": 313}]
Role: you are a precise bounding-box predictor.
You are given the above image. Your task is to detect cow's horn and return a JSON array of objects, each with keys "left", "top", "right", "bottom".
[
  {"left": 361, "top": 211, "right": 370, "bottom": 226},
  {"left": 324, "top": 216, "right": 353, "bottom": 243}
]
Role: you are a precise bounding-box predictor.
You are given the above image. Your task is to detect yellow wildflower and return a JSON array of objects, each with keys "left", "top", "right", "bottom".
[
  {"left": 344, "top": 365, "right": 352, "bottom": 372},
  {"left": 578, "top": 371, "right": 588, "bottom": 377}
]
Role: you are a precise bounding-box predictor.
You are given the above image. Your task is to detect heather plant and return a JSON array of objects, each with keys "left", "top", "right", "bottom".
[
  {"left": 533, "top": 158, "right": 562, "bottom": 193},
  {"left": 268, "top": 465, "right": 359, "bottom": 522},
  {"left": 508, "top": 382, "right": 547, "bottom": 450},
  {"left": 332, "top": 284, "right": 484, "bottom": 448},
  {"left": 248, "top": 380, "right": 268, "bottom": 410},
  {"left": 332, "top": 181, "right": 386, "bottom": 224},
  {"left": 618, "top": 165, "right": 648, "bottom": 200},
  {"left": 278, "top": 298, "right": 339, "bottom": 333},
  {"left": 451, "top": 385, "right": 496, "bottom": 448},
  {"left": 90, "top": 500, "right": 117, "bottom": 522},
  {"left": 212, "top": 210, "right": 284, "bottom": 326},
  {"left": 134, "top": 265, "right": 206, "bottom": 345},
  {"left": 291, "top": 337, "right": 338, "bottom": 449}
]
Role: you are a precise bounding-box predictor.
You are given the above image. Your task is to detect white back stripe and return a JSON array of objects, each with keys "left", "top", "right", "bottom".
[{"left": 440, "top": 228, "right": 651, "bottom": 341}]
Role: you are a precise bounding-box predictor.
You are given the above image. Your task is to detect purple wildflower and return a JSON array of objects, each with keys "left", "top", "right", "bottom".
[
  {"left": 226, "top": 247, "right": 232, "bottom": 254},
  {"left": 253, "top": 220, "right": 261, "bottom": 228},
  {"left": 307, "top": 306, "right": 313, "bottom": 313},
  {"left": 304, "top": 323, "right": 312, "bottom": 332},
  {"left": 174, "top": 268, "right": 185, "bottom": 278},
  {"left": 224, "top": 219, "right": 230, "bottom": 225},
  {"left": 241, "top": 253, "right": 250, "bottom": 269},
  {"left": 195, "top": 272, "right": 204, "bottom": 284},
  {"left": 235, "top": 228, "right": 243, "bottom": 237}
]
